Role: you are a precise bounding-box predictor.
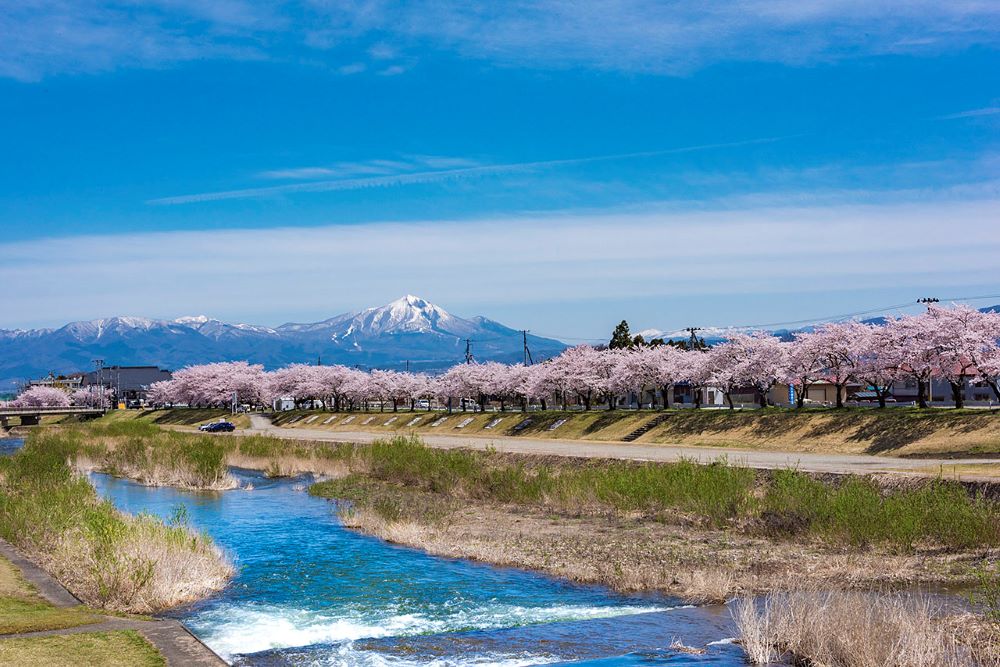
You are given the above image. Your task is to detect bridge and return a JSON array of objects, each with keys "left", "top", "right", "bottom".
[{"left": 0, "top": 406, "right": 105, "bottom": 427}]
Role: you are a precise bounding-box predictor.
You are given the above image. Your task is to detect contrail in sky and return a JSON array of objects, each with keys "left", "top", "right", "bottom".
[{"left": 147, "top": 136, "right": 791, "bottom": 205}]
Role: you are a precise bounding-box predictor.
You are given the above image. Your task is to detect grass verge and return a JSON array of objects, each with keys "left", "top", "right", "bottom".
[
  {"left": 310, "top": 436, "right": 1000, "bottom": 550},
  {"left": 0, "top": 630, "right": 165, "bottom": 666}
]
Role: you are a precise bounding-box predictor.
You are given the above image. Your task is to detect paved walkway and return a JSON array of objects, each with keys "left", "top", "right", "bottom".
[
  {"left": 0, "top": 539, "right": 225, "bottom": 666},
  {"left": 245, "top": 414, "right": 1000, "bottom": 481}
]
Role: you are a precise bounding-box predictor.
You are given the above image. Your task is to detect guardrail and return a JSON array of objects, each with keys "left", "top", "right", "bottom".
[{"left": 0, "top": 406, "right": 105, "bottom": 416}]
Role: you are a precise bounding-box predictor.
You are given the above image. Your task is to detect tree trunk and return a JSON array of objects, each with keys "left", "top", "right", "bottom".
[
  {"left": 916, "top": 380, "right": 928, "bottom": 409},
  {"left": 835, "top": 384, "right": 845, "bottom": 409},
  {"left": 662, "top": 385, "right": 672, "bottom": 410},
  {"left": 726, "top": 392, "right": 735, "bottom": 410},
  {"left": 693, "top": 387, "right": 702, "bottom": 409},
  {"left": 877, "top": 392, "right": 886, "bottom": 409},
  {"left": 796, "top": 383, "right": 805, "bottom": 409},
  {"left": 985, "top": 377, "right": 1000, "bottom": 402},
  {"left": 950, "top": 381, "right": 965, "bottom": 409},
  {"left": 758, "top": 389, "right": 768, "bottom": 409},
  {"left": 448, "top": 397, "right": 453, "bottom": 414}
]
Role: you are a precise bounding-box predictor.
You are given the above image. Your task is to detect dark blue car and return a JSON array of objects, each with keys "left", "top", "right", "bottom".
[{"left": 198, "top": 421, "right": 236, "bottom": 433}]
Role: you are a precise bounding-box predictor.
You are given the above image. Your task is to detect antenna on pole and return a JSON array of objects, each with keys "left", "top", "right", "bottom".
[
  {"left": 917, "top": 297, "right": 939, "bottom": 311},
  {"left": 521, "top": 330, "right": 534, "bottom": 366},
  {"left": 683, "top": 327, "right": 701, "bottom": 351},
  {"left": 464, "top": 338, "right": 474, "bottom": 364}
]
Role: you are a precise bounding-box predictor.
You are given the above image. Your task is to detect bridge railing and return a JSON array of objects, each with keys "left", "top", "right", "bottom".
[{"left": 0, "top": 406, "right": 105, "bottom": 416}]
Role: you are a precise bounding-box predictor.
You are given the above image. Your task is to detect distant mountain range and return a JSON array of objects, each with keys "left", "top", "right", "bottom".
[
  {"left": 0, "top": 295, "right": 568, "bottom": 389},
  {"left": 639, "top": 304, "right": 1000, "bottom": 344}
]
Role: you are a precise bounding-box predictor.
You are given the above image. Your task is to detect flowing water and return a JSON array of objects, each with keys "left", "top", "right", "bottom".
[{"left": 2, "top": 438, "right": 746, "bottom": 665}]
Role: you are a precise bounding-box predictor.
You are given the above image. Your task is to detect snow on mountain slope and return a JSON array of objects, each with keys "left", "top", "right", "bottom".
[{"left": 0, "top": 296, "right": 569, "bottom": 386}]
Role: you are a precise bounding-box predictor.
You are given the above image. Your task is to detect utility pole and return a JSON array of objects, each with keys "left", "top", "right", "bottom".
[
  {"left": 464, "top": 339, "right": 474, "bottom": 364},
  {"left": 521, "top": 330, "right": 534, "bottom": 366},
  {"left": 917, "top": 297, "right": 939, "bottom": 309},
  {"left": 917, "top": 298, "right": 939, "bottom": 403},
  {"left": 92, "top": 359, "right": 104, "bottom": 410},
  {"left": 683, "top": 327, "right": 701, "bottom": 351},
  {"left": 405, "top": 360, "right": 410, "bottom": 373},
  {"left": 317, "top": 354, "right": 322, "bottom": 366}
]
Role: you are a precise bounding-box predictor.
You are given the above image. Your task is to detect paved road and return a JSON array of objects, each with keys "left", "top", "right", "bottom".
[{"left": 245, "top": 415, "right": 1000, "bottom": 480}]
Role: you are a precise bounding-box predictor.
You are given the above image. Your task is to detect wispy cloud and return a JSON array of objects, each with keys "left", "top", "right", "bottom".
[
  {"left": 4, "top": 197, "right": 999, "bottom": 330},
  {"left": 150, "top": 137, "right": 789, "bottom": 205},
  {"left": 3, "top": 1, "right": 998, "bottom": 81},
  {"left": 938, "top": 106, "right": 1000, "bottom": 120}
]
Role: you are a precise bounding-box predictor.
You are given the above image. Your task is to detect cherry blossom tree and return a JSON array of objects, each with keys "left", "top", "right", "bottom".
[
  {"left": 811, "top": 321, "right": 868, "bottom": 408},
  {"left": 674, "top": 349, "right": 711, "bottom": 408},
  {"left": 11, "top": 386, "right": 72, "bottom": 408},
  {"left": 853, "top": 322, "right": 904, "bottom": 408},
  {"left": 784, "top": 332, "right": 826, "bottom": 408},
  {"left": 71, "top": 386, "right": 114, "bottom": 408},
  {"left": 732, "top": 332, "right": 786, "bottom": 408}
]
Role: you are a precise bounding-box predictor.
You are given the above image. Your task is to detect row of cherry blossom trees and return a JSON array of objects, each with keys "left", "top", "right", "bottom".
[
  {"left": 6, "top": 305, "right": 996, "bottom": 412},
  {"left": 134, "top": 305, "right": 1000, "bottom": 412}
]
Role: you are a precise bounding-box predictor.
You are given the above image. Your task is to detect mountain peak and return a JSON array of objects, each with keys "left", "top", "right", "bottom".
[{"left": 174, "top": 315, "right": 213, "bottom": 325}]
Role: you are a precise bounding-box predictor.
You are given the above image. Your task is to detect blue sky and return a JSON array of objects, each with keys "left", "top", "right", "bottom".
[{"left": 1, "top": 1, "right": 999, "bottom": 339}]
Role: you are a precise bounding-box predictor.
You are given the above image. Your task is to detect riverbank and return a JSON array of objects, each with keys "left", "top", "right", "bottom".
[
  {"left": 0, "top": 537, "right": 225, "bottom": 665},
  {"left": 0, "top": 432, "right": 233, "bottom": 615},
  {"left": 262, "top": 406, "right": 1000, "bottom": 458},
  {"left": 35, "top": 420, "right": 1000, "bottom": 663}
]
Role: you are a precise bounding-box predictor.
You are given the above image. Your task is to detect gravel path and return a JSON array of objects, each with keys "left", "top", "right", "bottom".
[{"left": 246, "top": 414, "right": 1000, "bottom": 480}]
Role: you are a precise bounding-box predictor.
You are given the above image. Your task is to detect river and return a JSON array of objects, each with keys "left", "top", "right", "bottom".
[{"left": 2, "top": 437, "right": 746, "bottom": 665}]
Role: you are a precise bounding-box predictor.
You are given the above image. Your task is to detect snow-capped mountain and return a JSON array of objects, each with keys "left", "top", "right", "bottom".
[
  {"left": 279, "top": 295, "right": 481, "bottom": 339},
  {"left": 0, "top": 296, "right": 567, "bottom": 389}
]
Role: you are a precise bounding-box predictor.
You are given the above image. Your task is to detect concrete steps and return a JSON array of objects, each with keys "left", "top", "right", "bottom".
[{"left": 621, "top": 413, "right": 671, "bottom": 442}]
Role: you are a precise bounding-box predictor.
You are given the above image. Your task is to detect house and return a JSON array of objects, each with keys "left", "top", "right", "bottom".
[
  {"left": 28, "top": 372, "right": 85, "bottom": 391},
  {"left": 82, "top": 365, "right": 172, "bottom": 405}
]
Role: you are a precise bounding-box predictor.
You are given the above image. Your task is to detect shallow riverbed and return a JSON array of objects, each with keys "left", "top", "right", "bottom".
[{"left": 84, "top": 462, "right": 747, "bottom": 666}]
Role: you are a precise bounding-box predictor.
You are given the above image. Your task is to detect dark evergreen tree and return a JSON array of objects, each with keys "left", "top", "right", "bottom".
[{"left": 609, "top": 320, "right": 633, "bottom": 349}]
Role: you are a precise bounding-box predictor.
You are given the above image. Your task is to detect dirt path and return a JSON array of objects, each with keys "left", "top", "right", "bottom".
[
  {"left": 246, "top": 414, "right": 1000, "bottom": 480},
  {"left": 0, "top": 539, "right": 225, "bottom": 666}
]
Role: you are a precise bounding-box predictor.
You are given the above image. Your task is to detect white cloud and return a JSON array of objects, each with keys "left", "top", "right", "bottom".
[
  {"left": 2, "top": 1, "right": 998, "bottom": 81},
  {"left": 2, "top": 198, "right": 999, "bottom": 329}
]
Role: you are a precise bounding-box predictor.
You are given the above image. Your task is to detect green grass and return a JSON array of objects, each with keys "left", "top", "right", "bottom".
[
  {"left": 0, "top": 597, "right": 99, "bottom": 634},
  {"left": 0, "top": 630, "right": 165, "bottom": 666},
  {"left": 310, "top": 435, "right": 1000, "bottom": 550},
  {"left": 0, "top": 431, "right": 228, "bottom": 611}
]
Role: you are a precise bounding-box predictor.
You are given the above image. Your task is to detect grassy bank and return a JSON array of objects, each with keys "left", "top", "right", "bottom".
[
  {"left": 312, "top": 436, "right": 1000, "bottom": 550},
  {"left": 0, "top": 431, "right": 233, "bottom": 613},
  {"left": 0, "top": 554, "right": 97, "bottom": 634},
  {"left": 0, "top": 630, "right": 166, "bottom": 666},
  {"left": 257, "top": 406, "right": 1000, "bottom": 457},
  {"left": 733, "top": 589, "right": 997, "bottom": 667}
]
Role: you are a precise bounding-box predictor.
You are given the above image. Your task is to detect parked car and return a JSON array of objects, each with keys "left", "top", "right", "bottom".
[{"left": 199, "top": 421, "right": 235, "bottom": 433}]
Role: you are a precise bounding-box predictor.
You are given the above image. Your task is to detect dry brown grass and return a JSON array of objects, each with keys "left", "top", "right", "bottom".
[
  {"left": 75, "top": 453, "right": 238, "bottom": 491},
  {"left": 327, "top": 485, "right": 989, "bottom": 608},
  {"left": 733, "top": 589, "right": 994, "bottom": 666},
  {"left": 36, "top": 516, "right": 233, "bottom": 614},
  {"left": 225, "top": 451, "right": 350, "bottom": 479}
]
